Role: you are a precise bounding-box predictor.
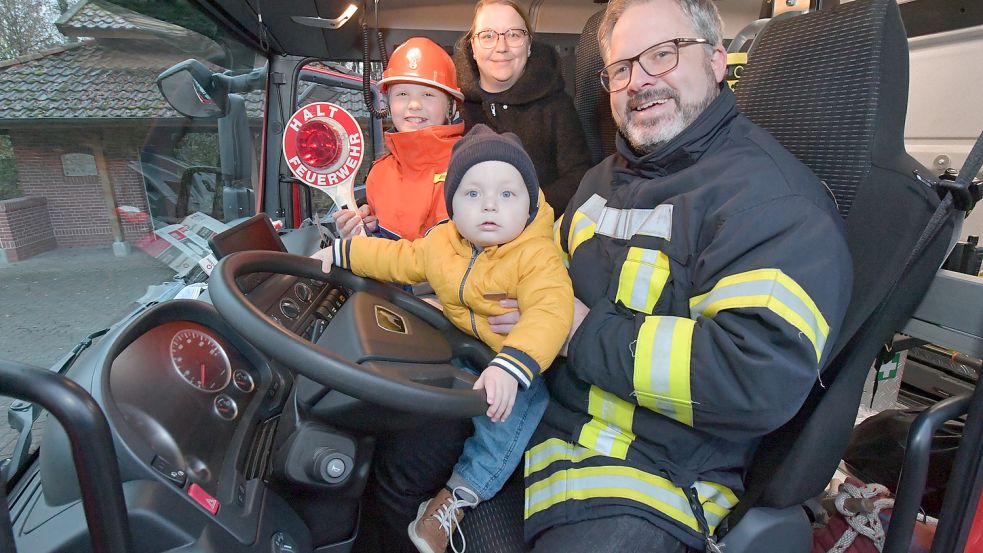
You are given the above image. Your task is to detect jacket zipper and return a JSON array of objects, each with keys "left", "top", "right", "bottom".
[
  {"left": 459, "top": 244, "right": 481, "bottom": 338},
  {"left": 490, "top": 103, "right": 496, "bottom": 117}
]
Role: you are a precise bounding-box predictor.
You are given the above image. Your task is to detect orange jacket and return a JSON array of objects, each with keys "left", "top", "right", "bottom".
[{"left": 366, "top": 123, "right": 464, "bottom": 240}]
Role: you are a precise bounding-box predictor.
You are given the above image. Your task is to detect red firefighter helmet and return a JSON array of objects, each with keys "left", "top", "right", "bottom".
[{"left": 378, "top": 37, "right": 464, "bottom": 103}]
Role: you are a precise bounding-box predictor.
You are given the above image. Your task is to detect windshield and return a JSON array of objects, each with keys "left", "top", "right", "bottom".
[{"left": 0, "top": 0, "right": 266, "bottom": 464}]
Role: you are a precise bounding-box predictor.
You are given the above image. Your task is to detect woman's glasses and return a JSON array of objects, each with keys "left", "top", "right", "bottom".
[{"left": 473, "top": 28, "right": 529, "bottom": 49}]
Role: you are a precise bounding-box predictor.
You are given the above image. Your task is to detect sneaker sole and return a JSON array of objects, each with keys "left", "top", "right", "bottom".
[{"left": 407, "top": 500, "right": 439, "bottom": 553}]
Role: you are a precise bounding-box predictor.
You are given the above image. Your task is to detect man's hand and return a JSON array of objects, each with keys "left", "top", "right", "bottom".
[
  {"left": 311, "top": 246, "right": 334, "bottom": 274},
  {"left": 559, "top": 297, "right": 589, "bottom": 357},
  {"left": 473, "top": 366, "right": 518, "bottom": 422},
  {"left": 488, "top": 299, "right": 520, "bottom": 334},
  {"left": 487, "top": 297, "right": 589, "bottom": 357},
  {"left": 334, "top": 205, "right": 378, "bottom": 238}
]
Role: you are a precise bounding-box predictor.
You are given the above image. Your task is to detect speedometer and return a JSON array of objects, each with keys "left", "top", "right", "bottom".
[{"left": 169, "top": 329, "right": 231, "bottom": 392}]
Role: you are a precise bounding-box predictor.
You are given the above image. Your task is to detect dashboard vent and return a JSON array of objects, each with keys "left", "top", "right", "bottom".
[{"left": 244, "top": 416, "right": 279, "bottom": 480}]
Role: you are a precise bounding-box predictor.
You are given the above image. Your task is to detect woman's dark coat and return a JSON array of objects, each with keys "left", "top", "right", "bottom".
[{"left": 455, "top": 40, "right": 592, "bottom": 215}]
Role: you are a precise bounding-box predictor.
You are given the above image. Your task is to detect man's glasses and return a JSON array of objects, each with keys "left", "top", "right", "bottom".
[
  {"left": 599, "top": 38, "right": 709, "bottom": 92},
  {"left": 472, "top": 28, "right": 529, "bottom": 49}
]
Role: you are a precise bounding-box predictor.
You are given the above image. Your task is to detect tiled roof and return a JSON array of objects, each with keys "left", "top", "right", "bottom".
[
  {"left": 0, "top": 41, "right": 271, "bottom": 122},
  {"left": 298, "top": 82, "right": 372, "bottom": 120},
  {"left": 60, "top": 1, "right": 141, "bottom": 31}
]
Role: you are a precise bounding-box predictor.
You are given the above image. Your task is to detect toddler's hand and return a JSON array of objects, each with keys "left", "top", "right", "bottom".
[
  {"left": 473, "top": 366, "right": 518, "bottom": 422},
  {"left": 311, "top": 246, "right": 334, "bottom": 274}
]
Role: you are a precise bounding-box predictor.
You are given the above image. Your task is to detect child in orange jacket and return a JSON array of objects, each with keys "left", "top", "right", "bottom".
[{"left": 334, "top": 37, "right": 465, "bottom": 241}]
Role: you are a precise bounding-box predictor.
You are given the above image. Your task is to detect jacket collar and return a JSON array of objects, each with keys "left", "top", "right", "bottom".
[
  {"left": 454, "top": 41, "right": 565, "bottom": 105},
  {"left": 615, "top": 85, "right": 738, "bottom": 176},
  {"left": 383, "top": 122, "right": 465, "bottom": 171}
]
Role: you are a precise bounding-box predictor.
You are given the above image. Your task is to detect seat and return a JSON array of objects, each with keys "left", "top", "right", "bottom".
[
  {"left": 463, "top": 1, "right": 960, "bottom": 551},
  {"left": 573, "top": 9, "right": 617, "bottom": 165}
]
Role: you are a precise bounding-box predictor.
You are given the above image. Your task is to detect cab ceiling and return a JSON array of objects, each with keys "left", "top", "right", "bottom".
[{"left": 201, "top": 0, "right": 762, "bottom": 59}]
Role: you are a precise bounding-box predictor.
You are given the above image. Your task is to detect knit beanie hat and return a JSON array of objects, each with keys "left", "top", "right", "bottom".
[{"left": 444, "top": 124, "right": 540, "bottom": 223}]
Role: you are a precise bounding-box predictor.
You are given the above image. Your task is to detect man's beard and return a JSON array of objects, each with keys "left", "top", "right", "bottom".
[{"left": 619, "top": 63, "right": 719, "bottom": 153}]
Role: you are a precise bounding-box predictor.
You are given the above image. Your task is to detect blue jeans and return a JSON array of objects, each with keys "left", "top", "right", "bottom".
[{"left": 447, "top": 376, "right": 549, "bottom": 502}]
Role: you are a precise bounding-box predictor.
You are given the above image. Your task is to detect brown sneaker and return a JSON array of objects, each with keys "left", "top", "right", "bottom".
[{"left": 408, "top": 486, "right": 479, "bottom": 553}]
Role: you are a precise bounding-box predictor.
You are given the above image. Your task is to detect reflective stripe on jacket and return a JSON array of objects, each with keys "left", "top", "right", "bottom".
[{"left": 524, "top": 87, "right": 852, "bottom": 549}]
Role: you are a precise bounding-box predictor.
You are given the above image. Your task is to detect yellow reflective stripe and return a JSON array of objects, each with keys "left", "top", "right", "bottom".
[
  {"left": 576, "top": 386, "right": 636, "bottom": 458},
  {"left": 553, "top": 216, "right": 570, "bottom": 265},
  {"left": 689, "top": 269, "right": 830, "bottom": 362},
  {"left": 588, "top": 386, "right": 635, "bottom": 429},
  {"left": 577, "top": 419, "right": 634, "bottom": 459},
  {"left": 615, "top": 248, "right": 670, "bottom": 313},
  {"left": 567, "top": 211, "right": 597, "bottom": 256},
  {"left": 525, "top": 438, "right": 599, "bottom": 477},
  {"left": 634, "top": 317, "right": 696, "bottom": 426},
  {"left": 524, "top": 465, "right": 735, "bottom": 533},
  {"left": 433, "top": 172, "right": 447, "bottom": 183}
]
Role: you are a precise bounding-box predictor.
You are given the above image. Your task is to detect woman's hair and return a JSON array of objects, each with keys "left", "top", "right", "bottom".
[
  {"left": 597, "top": 0, "right": 723, "bottom": 62},
  {"left": 455, "top": 0, "right": 536, "bottom": 52}
]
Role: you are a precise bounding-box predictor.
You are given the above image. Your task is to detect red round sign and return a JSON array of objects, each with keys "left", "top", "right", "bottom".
[{"left": 282, "top": 102, "right": 364, "bottom": 189}]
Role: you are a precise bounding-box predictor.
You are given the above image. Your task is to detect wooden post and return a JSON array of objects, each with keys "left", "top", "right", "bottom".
[{"left": 85, "top": 140, "right": 128, "bottom": 254}]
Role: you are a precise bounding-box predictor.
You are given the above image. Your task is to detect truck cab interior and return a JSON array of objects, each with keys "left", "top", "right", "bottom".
[{"left": 1, "top": 1, "right": 982, "bottom": 553}]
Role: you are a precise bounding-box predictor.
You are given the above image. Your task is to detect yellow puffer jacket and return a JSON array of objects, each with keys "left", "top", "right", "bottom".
[{"left": 332, "top": 193, "right": 573, "bottom": 388}]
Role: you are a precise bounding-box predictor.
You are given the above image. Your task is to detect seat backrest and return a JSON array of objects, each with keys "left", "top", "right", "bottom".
[
  {"left": 730, "top": 0, "right": 957, "bottom": 517},
  {"left": 574, "top": 9, "right": 617, "bottom": 165}
]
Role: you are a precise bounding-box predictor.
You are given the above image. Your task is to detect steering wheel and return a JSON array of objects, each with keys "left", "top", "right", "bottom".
[{"left": 209, "top": 251, "right": 490, "bottom": 418}]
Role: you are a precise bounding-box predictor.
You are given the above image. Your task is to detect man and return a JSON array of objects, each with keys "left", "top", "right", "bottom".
[{"left": 518, "top": 0, "right": 853, "bottom": 551}]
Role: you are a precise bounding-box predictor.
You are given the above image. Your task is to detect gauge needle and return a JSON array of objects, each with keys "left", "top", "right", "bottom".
[{"left": 200, "top": 363, "right": 206, "bottom": 385}]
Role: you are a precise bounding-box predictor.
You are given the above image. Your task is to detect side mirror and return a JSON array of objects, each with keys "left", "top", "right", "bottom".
[{"left": 157, "top": 59, "right": 228, "bottom": 118}]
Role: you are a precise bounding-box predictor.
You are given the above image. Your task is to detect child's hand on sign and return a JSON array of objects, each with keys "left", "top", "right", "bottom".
[{"left": 335, "top": 205, "right": 378, "bottom": 238}]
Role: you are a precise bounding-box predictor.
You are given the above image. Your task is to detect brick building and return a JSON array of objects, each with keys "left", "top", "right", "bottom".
[{"left": 0, "top": 1, "right": 214, "bottom": 262}]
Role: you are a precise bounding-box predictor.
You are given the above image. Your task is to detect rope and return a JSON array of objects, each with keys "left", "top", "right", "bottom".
[{"left": 827, "top": 482, "right": 895, "bottom": 553}]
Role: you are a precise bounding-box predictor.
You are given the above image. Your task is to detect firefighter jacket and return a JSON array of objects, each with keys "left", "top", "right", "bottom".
[
  {"left": 332, "top": 192, "right": 573, "bottom": 388},
  {"left": 366, "top": 123, "right": 464, "bottom": 241},
  {"left": 524, "top": 87, "right": 853, "bottom": 549},
  {"left": 454, "top": 41, "right": 591, "bottom": 215}
]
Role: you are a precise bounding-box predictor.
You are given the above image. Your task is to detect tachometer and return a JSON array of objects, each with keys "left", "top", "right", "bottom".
[{"left": 169, "top": 329, "right": 231, "bottom": 392}]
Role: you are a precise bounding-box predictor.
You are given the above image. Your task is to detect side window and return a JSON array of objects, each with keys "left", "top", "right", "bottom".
[{"left": 292, "top": 64, "right": 384, "bottom": 217}]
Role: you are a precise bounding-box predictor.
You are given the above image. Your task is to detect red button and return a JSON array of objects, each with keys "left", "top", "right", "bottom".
[{"left": 188, "top": 483, "right": 220, "bottom": 515}]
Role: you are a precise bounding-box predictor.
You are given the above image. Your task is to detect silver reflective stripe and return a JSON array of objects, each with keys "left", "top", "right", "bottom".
[
  {"left": 690, "top": 279, "right": 827, "bottom": 355},
  {"left": 579, "top": 194, "right": 606, "bottom": 222},
  {"left": 525, "top": 473, "right": 727, "bottom": 528},
  {"left": 694, "top": 481, "right": 738, "bottom": 509},
  {"left": 526, "top": 441, "right": 581, "bottom": 472},
  {"left": 595, "top": 203, "right": 673, "bottom": 241},
  {"left": 630, "top": 249, "right": 664, "bottom": 312},
  {"left": 645, "top": 317, "right": 676, "bottom": 409},
  {"left": 591, "top": 423, "right": 625, "bottom": 457}
]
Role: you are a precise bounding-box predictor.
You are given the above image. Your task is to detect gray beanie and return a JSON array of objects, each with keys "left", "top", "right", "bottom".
[{"left": 444, "top": 124, "right": 540, "bottom": 223}]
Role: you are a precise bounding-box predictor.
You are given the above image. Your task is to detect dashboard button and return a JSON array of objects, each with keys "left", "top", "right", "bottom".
[
  {"left": 188, "top": 483, "right": 220, "bottom": 515},
  {"left": 151, "top": 455, "right": 187, "bottom": 486}
]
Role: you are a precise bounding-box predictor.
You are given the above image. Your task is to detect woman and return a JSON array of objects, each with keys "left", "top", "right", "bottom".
[{"left": 453, "top": 0, "right": 590, "bottom": 215}]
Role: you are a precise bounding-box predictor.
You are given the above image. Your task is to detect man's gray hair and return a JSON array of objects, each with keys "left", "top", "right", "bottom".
[{"left": 597, "top": 0, "right": 724, "bottom": 62}]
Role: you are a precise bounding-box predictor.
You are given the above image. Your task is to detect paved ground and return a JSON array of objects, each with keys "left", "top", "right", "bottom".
[{"left": 0, "top": 246, "right": 174, "bottom": 459}]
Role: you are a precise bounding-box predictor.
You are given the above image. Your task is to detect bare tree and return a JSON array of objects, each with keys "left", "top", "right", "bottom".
[{"left": 0, "top": 0, "right": 62, "bottom": 60}]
